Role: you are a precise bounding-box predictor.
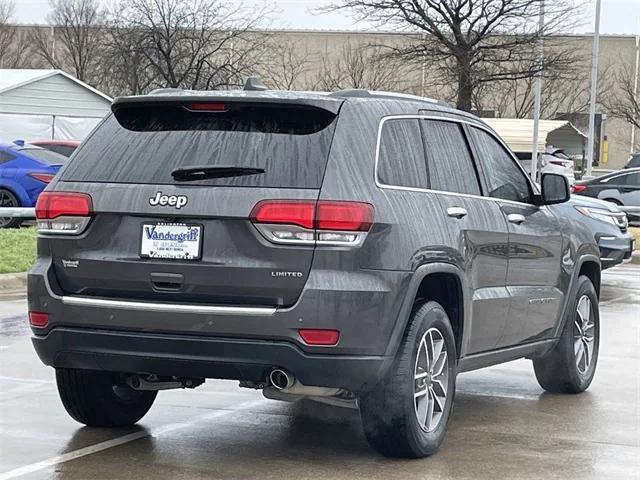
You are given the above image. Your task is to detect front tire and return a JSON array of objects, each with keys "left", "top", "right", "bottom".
[
  {"left": 360, "top": 301, "right": 456, "bottom": 458},
  {"left": 532, "top": 275, "right": 599, "bottom": 393},
  {"left": 56, "top": 369, "right": 157, "bottom": 427}
]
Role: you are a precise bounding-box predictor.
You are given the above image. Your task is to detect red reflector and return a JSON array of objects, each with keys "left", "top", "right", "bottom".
[
  {"left": 188, "top": 102, "right": 228, "bottom": 112},
  {"left": 28, "top": 173, "right": 55, "bottom": 184},
  {"left": 29, "top": 311, "right": 49, "bottom": 328},
  {"left": 316, "top": 201, "right": 374, "bottom": 231},
  {"left": 35, "top": 192, "right": 92, "bottom": 219},
  {"left": 250, "top": 200, "right": 374, "bottom": 231},
  {"left": 572, "top": 185, "right": 587, "bottom": 194},
  {"left": 299, "top": 329, "right": 340, "bottom": 346},
  {"left": 251, "top": 200, "right": 316, "bottom": 229}
]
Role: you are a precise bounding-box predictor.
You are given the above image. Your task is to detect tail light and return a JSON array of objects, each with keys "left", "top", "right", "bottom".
[
  {"left": 250, "top": 200, "right": 374, "bottom": 247},
  {"left": 572, "top": 185, "right": 587, "bottom": 194},
  {"left": 28, "top": 172, "right": 55, "bottom": 184},
  {"left": 35, "top": 192, "right": 92, "bottom": 235},
  {"left": 299, "top": 329, "right": 340, "bottom": 346}
]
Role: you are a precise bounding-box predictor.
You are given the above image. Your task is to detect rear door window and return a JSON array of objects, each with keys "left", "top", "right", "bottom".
[
  {"left": 61, "top": 103, "right": 338, "bottom": 188},
  {"left": 377, "top": 118, "right": 428, "bottom": 189},
  {"left": 422, "top": 119, "right": 481, "bottom": 196}
]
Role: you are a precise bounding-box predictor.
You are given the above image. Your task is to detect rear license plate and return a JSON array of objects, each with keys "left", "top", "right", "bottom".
[{"left": 140, "top": 223, "right": 202, "bottom": 260}]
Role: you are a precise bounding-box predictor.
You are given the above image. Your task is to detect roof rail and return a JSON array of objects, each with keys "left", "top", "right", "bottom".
[
  {"left": 329, "top": 89, "right": 441, "bottom": 105},
  {"left": 148, "top": 88, "right": 185, "bottom": 96}
]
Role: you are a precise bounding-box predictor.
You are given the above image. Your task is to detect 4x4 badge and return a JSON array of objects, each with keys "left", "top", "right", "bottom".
[{"left": 149, "top": 192, "right": 188, "bottom": 209}]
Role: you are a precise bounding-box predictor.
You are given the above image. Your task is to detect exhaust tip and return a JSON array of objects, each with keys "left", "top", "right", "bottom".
[{"left": 269, "top": 369, "right": 294, "bottom": 390}]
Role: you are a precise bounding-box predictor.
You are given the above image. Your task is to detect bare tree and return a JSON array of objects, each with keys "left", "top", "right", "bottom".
[
  {"left": 108, "top": 0, "right": 272, "bottom": 91},
  {"left": 480, "top": 48, "right": 613, "bottom": 119},
  {"left": 315, "top": 41, "right": 406, "bottom": 91},
  {"left": 28, "top": 0, "right": 103, "bottom": 82},
  {"left": 259, "top": 39, "right": 310, "bottom": 90},
  {"left": 322, "top": 0, "right": 580, "bottom": 112},
  {"left": 0, "top": 0, "right": 15, "bottom": 67},
  {"left": 603, "top": 66, "right": 640, "bottom": 130}
]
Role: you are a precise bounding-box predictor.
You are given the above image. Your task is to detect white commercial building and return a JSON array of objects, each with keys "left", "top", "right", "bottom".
[{"left": 0, "top": 69, "right": 112, "bottom": 142}]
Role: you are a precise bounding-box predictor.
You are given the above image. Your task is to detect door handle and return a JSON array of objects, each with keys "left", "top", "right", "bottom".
[
  {"left": 507, "top": 213, "right": 526, "bottom": 225},
  {"left": 447, "top": 207, "right": 468, "bottom": 219}
]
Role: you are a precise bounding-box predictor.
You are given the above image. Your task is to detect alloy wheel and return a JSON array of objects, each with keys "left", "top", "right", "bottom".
[
  {"left": 574, "top": 295, "right": 595, "bottom": 375},
  {"left": 0, "top": 190, "right": 19, "bottom": 228},
  {"left": 414, "top": 327, "right": 449, "bottom": 432}
]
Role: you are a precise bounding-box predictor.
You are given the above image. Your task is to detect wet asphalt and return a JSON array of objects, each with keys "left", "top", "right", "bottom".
[{"left": 0, "top": 263, "right": 638, "bottom": 480}]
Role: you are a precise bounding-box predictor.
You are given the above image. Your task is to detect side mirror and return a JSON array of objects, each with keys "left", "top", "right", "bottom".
[{"left": 541, "top": 173, "right": 570, "bottom": 205}]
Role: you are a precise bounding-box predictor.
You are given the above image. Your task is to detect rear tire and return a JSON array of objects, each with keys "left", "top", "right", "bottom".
[
  {"left": 359, "top": 301, "right": 456, "bottom": 458},
  {"left": 532, "top": 276, "right": 599, "bottom": 393},
  {"left": 56, "top": 369, "right": 157, "bottom": 427},
  {"left": 0, "top": 188, "right": 22, "bottom": 228}
]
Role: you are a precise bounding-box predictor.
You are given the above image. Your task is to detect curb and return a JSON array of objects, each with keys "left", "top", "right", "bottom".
[
  {"left": 631, "top": 251, "right": 640, "bottom": 265},
  {"left": 0, "top": 272, "right": 28, "bottom": 300}
]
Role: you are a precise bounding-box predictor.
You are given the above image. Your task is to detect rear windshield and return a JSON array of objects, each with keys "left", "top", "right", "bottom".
[
  {"left": 20, "top": 148, "right": 68, "bottom": 165},
  {"left": 61, "top": 103, "right": 338, "bottom": 188},
  {"left": 44, "top": 144, "right": 77, "bottom": 157}
]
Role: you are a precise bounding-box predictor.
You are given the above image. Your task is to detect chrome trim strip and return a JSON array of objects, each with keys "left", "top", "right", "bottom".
[
  {"left": 373, "top": 114, "right": 541, "bottom": 207},
  {"left": 61, "top": 296, "right": 277, "bottom": 316}
]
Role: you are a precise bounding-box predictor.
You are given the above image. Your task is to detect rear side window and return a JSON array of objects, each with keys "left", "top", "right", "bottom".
[
  {"left": 468, "top": 127, "right": 532, "bottom": 203},
  {"left": 377, "top": 118, "right": 428, "bottom": 189},
  {"left": 0, "top": 151, "right": 16, "bottom": 164},
  {"left": 620, "top": 172, "right": 640, "bottom": 186},
  {"left": 19, "top": 148, "right": 67, "bottom": 165},
  {"left": 61, "top": 103, "right": 338, "bottom": 188},
  {"left": 422, "top": 120, "right": 481, "bottom": 196}
]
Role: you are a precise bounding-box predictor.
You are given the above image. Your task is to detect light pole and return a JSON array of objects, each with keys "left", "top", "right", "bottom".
[
  {"left": 531, "top": 0, "right": 545, "bottom": 183},
  {"left": 586, "top": 0, "right": 602, "bottom": 178}
]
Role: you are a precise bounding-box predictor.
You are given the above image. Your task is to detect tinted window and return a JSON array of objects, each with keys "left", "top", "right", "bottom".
[
  {"left": 620, "top": 172, "right": 640, "bottom": 186},
  {"left": 62, "top": 104, "right": 337, "bottom": 188},
  {"left": 377, "top": 118, "right": 428, "bottom": 188},
  {"left": 45, "top": 145, "right": 77, "bottom": 157},
  {"left": 422, "top": 120, "right": 481, "bottom": 195},
  {"left": 19, "top": 148, "right": 68, "bottom": 165},
  {"left": 469, "top": 127, "right": 532, "bottom": 203},
  {"left": 0, "top": 150, "right": 16, "bottom": 164}
]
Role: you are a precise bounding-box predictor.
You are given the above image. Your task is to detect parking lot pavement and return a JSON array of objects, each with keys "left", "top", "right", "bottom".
[{"left": 0, "top": 264, "right": 638, "bottom": 480}]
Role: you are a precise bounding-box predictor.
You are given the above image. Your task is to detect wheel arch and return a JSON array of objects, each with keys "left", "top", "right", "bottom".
[
  {"left": 0, "top": 180, "right": 30, "bottom": 206},
  {"left": 549, "top": 254, "right": 601, "bottom": 342},
  {"left": 385, "top": 263, "right": 469, "bottom": 362}
]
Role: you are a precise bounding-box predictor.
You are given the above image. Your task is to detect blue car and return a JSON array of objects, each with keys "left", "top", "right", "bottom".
[{"left": 0, "top": 141, "right": 68, "bottom": 228}]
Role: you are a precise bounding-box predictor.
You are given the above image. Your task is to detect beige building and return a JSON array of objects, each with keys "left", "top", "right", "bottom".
[{"left": 3, "top": 25, "right": 639, "bottom": 168}]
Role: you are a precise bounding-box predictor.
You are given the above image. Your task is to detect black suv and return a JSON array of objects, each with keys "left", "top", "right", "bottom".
[{"left": 28, "top": 88, "right": 601, "bottom": 458}]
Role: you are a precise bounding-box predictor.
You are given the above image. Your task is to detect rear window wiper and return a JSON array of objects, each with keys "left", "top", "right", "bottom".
[{"left": 171, "top": 165, "right": 265, "bottom": 181}]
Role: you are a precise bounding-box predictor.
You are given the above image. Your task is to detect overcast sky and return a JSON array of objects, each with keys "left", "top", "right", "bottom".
[{"left": 11, "top": 0, "right": 640, "bottom": 35}]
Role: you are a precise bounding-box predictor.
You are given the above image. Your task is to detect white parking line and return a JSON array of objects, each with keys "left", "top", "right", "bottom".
[{"left": 0, "top": 399, "right": 264, "bottom": 480}]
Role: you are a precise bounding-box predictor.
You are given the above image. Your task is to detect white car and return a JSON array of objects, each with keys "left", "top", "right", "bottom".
[{"left": 515, "top": 147, "right": 575, "bottom": 185}]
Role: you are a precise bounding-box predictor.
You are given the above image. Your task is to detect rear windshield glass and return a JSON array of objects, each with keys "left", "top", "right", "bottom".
[
  {"left": 20, "top": 148, "right": 68, "bottom": 165},
  {"left": 61, "top": 103, "right": 338, "bottom": 188}
]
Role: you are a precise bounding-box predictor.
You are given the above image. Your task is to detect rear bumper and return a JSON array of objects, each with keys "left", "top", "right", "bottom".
[{"left": 32, "top": 327, "right": 388, "bottom": 392}]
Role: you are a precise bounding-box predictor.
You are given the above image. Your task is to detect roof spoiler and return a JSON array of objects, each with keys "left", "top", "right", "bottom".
[{"left": 111, "top": 93, "right": 343, "bottom": 115}]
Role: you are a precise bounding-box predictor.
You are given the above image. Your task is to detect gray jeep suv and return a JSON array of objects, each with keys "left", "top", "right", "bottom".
[{"left": 28, "top": 88, "right": 601, "bottom": 458}]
